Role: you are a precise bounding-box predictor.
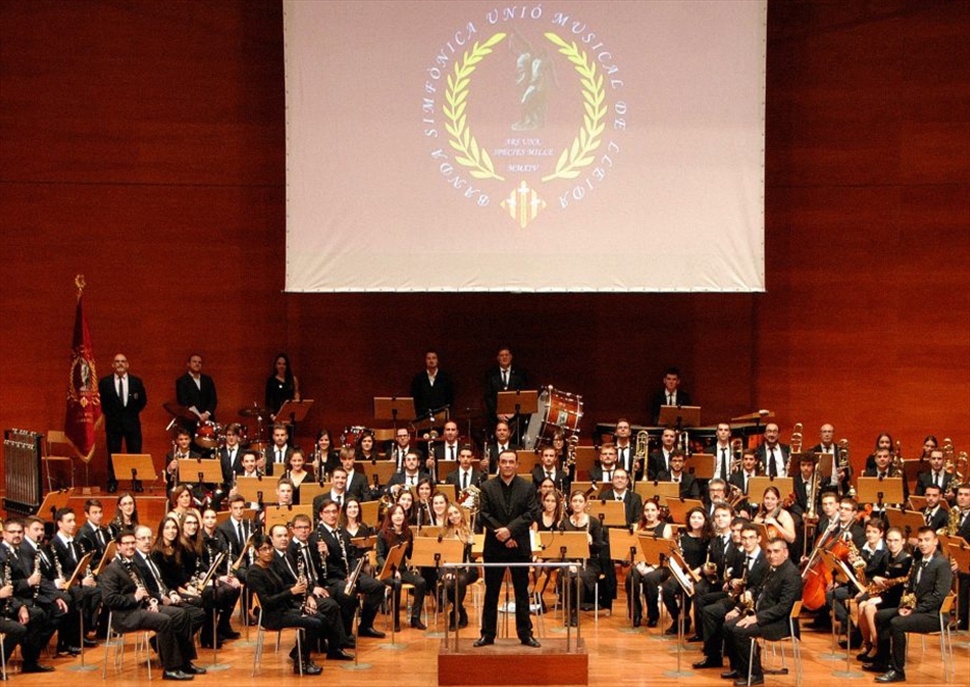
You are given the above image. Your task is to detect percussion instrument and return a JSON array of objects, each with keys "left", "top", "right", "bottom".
[
  {"left": 340, "top": 425, "right": 368, "bottom": 448},
  {"left": 521, "top": 386, "right": 583, "bottom": 449},
  {"left": 194, "top": 420, "right": 223, "bottom": 449}
]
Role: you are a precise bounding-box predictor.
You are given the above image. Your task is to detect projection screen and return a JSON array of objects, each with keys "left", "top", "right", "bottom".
[{"left": 284, "top": 0, "right": 766, "bottom": 292}]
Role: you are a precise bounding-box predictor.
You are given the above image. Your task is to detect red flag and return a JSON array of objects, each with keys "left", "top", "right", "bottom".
[{"left": 64, "top": 275, "right": 102, "bottom": 462}]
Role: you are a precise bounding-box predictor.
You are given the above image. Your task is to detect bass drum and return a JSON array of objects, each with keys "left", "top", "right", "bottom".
[
  {"left": 194, "top": 420, "right": 223, "bottom": 449},
  {"left": 521, "top": 386, "right": 583, "bottom": 449}
]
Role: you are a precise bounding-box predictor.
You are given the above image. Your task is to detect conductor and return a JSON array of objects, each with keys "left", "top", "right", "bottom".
[{"left": 474, "top": 449, "right": 541, "bottom": 648}]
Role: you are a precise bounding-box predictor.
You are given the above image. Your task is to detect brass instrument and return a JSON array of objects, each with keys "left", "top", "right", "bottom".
[
  {"left": 732, "top": 559, "right": 755, "bottom": 615},
  {"left": 892, "top": 440, "right": 904, "bottom": 473},
  {"left": 943, "top": 449, "right": 967, "bottom": 500},
  {"left": 790, "top": 422, "right": 803, "bottom": 454},
  {"left": 423, "top": 429, "right": 439, "bottom": 482},
  {"left": 729, "top": 438, "right": 744, "bottom": 473},
  {"left": 679, "top": 428, "right": 691, "bottom": 456},
  {"left": 634, "top": 430, "right": 649, "bottom": 476},
  {"left": 838, "top": 439, "right": 855, "bottom": 497},
  {"left": 702, "top": 544, "right": 718, "bottom": 581},
  {"left": 940, "top": 505, "right": 961, "bottom": 537}
]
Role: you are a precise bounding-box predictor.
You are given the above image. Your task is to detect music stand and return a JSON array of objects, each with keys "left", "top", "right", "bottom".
[
  {"left": 569, "top": 481, "right": 602, "bottom": 498},
  {"left": 264, "top": 504, "right": 312, "bottom": 530},
  {"left": 361, "top": 460, "right": 398, "bottom": 487},
  {"left": 497, "top": 389, "right": 538, "bottom": 444},
  {"left": 276, "top": 399, "right": 314, "bottom": 431},
  {"left": 949, "top": 538, "right": 970, "bottom": 572},
  {"left": 748, "top": 476, "right": 794, "bottom": 502},
  {"left": 234, "top": 475, "right": 270, "bottom": 505},
  {"left": 665, "top": 498, "right": 704, "bottom": 524},
  {"left": 377, "top": 543, "right": 408, "bottom": 649},
  {"left": 298, "top": 483, "right": 328, "bottom": 510},
  {"left": 410, "top": 537, "right": 465, "bottom": 568},
  {"left": 360, "top": 500, "right": 381, "bottom": 527},
  {"left": 112, "top": 453, "right": 157, "bottom": 489},
  {"left": 639, "top": 536, "right": 675, "bottom": 568},
  {"left": 638, "top": 481, "right": 680, "bottom": 506},
  {"left": 514, "top": 450, "right": 539, "bottom": 472},
  {"left": 471, "top": 533, "right": 484, "bottom": 560},
  {"left": 176, "top": 458, "right": 222, "bottom": 486},
  {"left": 609, "top": 528, "right": 647, "bottom": 564},
  {"left": 38, "top": 488, "right": 73, "bottom": 521},
  {"left": 903, "top": 458, "right": 929, "bottom": 483},
  {"left": 662, "top": 542, "right": 696, "bottom": 677},
  {"left": 587, "top": 500, "right": 627, "bottom": 527},
  {"left": 906, "top": 496, "right": 927, "bottom": 511},
  {"left": 94, "top": 541, "right": 118, "bottom": 577},
  {"left": 574, "top": 446, "right": 598, "bottom": 479},
  {"left": 856, "top": 476, "right": 905, "bottom": 510},
  {"left": 66, "top": 551, "right": 95, "bottom": 587},
  {"left": 214, "top": 510, "right": 232, "bottom": 526},
  {"left": 815, "top": 452, "right": 835, "bottom": 481},
  {"left": 435, "top": 483, "right": 456, "bottom": 502},
  {"left": 684, "top": 454, "right": 714, "bottom": 481},
  {"left": 350, "top": 535, "right": 377, "bottom": 551},
  {"left": 658, "top": 405, "right": 701, "bottom": 429},
  {"left": 373, "top": 397, "right": 416, "bottom": 428}
]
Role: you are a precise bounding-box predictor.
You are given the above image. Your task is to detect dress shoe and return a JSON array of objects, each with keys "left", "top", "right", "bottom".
[
  {"left": 521, "top": 636, "right": 541, "bottom": 648},
  {"left": 161, "top": 669, "right": 193, "bottom": 681},
  {"left": 646, "top": 618, "right": 658, "bottom": 628},
  {"left": 289, "top": 646, "right": 300, "bottom": 660},
  {"left": 856, "top": 647, "right": 874, "bottom": 661},
  {"left": 21, "top": 664, "right": 55, "bottom": 674},
  {"left": 632, "top": 616, "right": 642, "bottom": 628},
  {"left": 411, "top": 618, "right": 427, "bottom": 630},
  {"left": 327, "top": 649, "right": 354, "bottom": 661},
  {"left": 863, "top": 663, "right": 889, "bottom": 673},
  {"left": 720, "top": 670, "right": 739, "bottom": 679},
  {"left": 133, "top": 481, "right": 144, "bottom": 493},
  {"left": 149, "top": 636, "right": 159, "bottom": 653},
  {"left": 295, "top": 662, "right": 322, "bottom": 676},
  {"left": 688, "top": 634, "right": 704, "bottom": 643},
  {"left": 393, "top": 621, "right": 402, "bottom": 633},
  {"left": 693, "top": 659, "right": 722, "bottom": 670},
  {"left": 83, "top": 637, "right": 98, "bottom": 648},
  {"left": 218, "top": 628, "right": 241, "bottom": 640},
  {"left": 664, "top": 623, "right": 679, "bottom": 636},
  {"left": 459, "top": 610, "right": 469, "bottom": 628},
  {"left": 342, "top": 637, "right": 356, "bottom": 648},
  {"left": 473, "top": 636, "right": 494, "bottom": 647},
  {"left": 57, "top": 644, "right": 81, "bottom": 656},
  {"left": 182, "top": 663, "right": 206, "bottom": 675},
  {"left": 359, "top": 626, "right": 385, "bottom": 639},
  {"left": 736, "top": 677, "right": 763, "bottom": 686},
  {"left": 875, "top": 669, "right": 906, "bottom": 683}
]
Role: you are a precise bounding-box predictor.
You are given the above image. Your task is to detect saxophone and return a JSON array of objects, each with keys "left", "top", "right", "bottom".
[
  {"left": 939, "top": 506, "right": 961, "bottom": 537},
  {"left": 898, "top": 560, "right": 920, "bottom": 610}
]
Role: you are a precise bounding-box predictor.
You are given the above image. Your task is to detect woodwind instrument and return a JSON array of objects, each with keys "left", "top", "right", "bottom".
[
  {"left": 296, "top": 554, "right": 312, "bottom": 615},
  {"left": 838, "top": 439, "right": 855, "bottom": 497},
  {"left": 31, "top": 550, "right": 41, "bottom": 600},
  {"left": 0, "top": 558, "right": 11, "bottom": 615},
  {"left": 897, "top": 559, "right": 919, "bottom": 610},
  {"left": 51, "top": 548, "right": 65, "bottom": 586},
  {"left": 864, "top": 564, "right": 912, "bottom": 596},
  {"left": 122, "top": 555, "right": 156, "bottom": 609}
]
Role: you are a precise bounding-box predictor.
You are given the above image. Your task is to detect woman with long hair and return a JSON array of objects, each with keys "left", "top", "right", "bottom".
[
  {"left": 376, "top": 504, "right": 428, "bottom": 631},
  {"left": 285, "top": 449, "right": 313, "bottom": 504},
  {"left": 109, "top": 492, "right": 139, "bottom": 537},
  {"left": 265, "top": 353, "right": 300, "bottom": 419},
  {"left": 661, "top": 506, "right": 711, "bottom": 635},
  {"left": 560, "top": 490, "right": 605, "bottom": 626},
  {"left": 439, "top": 503, "right": 479, "bottom": 630},
  {"left": 627, "top": 499, "right": 672, "bottom": 627},
  {"left": 753, "top": 486, "right": 797, "bottom": 544}
]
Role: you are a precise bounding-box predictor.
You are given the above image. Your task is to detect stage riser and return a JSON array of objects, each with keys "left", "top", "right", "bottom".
[{"left": 438, "top": 638, "right": 588, "bottom": 686}]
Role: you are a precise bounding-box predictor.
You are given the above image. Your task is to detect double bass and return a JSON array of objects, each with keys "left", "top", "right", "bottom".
[{"left": 801, "top": 520, "right": 837, "bottom": 611}]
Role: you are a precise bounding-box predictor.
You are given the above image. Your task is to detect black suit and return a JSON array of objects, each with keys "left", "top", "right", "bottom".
[
  {"left": 483, "top": 365, "right": 528, "bottom": 427},
  {"left": 433, "top": 442, "right": 463, "bottom": 463},
  {"left": 344, "top": 470, "right": 372, "bottom": 501},
  {"left": 386, "top": 444, "right": 425, "bottom": 471},
  {"left": 444, "top": 466, "right": 483, "bottom": 491},
  {"left": 478, "top": 474, "right": 537, "bottom": 641},
  {"left": 914, "top": 470, "right": 953, "bottom": 496},
  {"left": 598, "top": 489, "right": 643, "bottom": 527},
  {"left": 701, "top": 548, "right": 769, "bottom": 662},
  {"left": 955, "top": 508, "right": 970, "bottom": 630},
  {"left": 98, "top": 373, "right": 147, "bottom": 487},
  {"left": 309, "top": 525, "right": 384, "bottom": 632},
  {"left": 0, "top": 545, "right": 56, "bottom": 667},
  {"left": 265, "top": 445, "right": 295, "bottom": 477},
  {"left": 649, "top": 389, "right": 692, "bottom": 424},
  {"left": 655, "top": 470, "right": 701, "bottom": 499},
  {"left": 219, "top": 445, "right": 245, "bottom": 484},
  {"left": 861, "top": 467, "right": 910, "bottom": 504},
  {"left": 809, "top": 444, "right": 852, "bottom": 494},
  {"left": 874, "top": 551, "right": 953, "bottom": 674},
  {"left": 385, "top": 469, "right": 429, "bottom": 495},
  {"left": 215, "top": 517, "right": 254, "bottom": 583},
  {"left": 530, "top": 465, "right": 570, "bottom": 493},
  {"left": 100, "top": 557, "right": 196, "bottom": 671},
  {"left": 725, "top": 557, "right": 802, "bottom": 679},
  {"left": 410, "top": 370, "right": 455, "bottom": 418},
  {"left": 484, "top": 441, "right": 520, "bottom": 474},
  {"left": 755, "top": 443, "right": 791, "bottom": 477},
  {"left": 175, "top": 372, "right": 217, "bottom": 420},
  {"left": 921, "top": 506, "right": 948, "bottom": 531},
  {"left": 647, "top": 449, "right": 674, "bottom": 481},
  {"left": 790, "top": 474, "right": 819, "bottom": 518},
  {"left": 76, "top": 521, "right": 111, "bottom": 567}
]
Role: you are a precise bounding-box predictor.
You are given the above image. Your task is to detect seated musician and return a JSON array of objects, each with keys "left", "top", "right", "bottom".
[
  {"left": 246, "top": 532, "right": 323, "bottom": 675},
  {"left": 49, "top": 507, "right": 101, "bottom": 648},
  {"left": 339, "top": 498, "right": 375, "bottom": 568},
  {"left": 143, "top": 521, "right": 206, "bottom": 633},
  {"left": 443, "top": 444, "right": 483, "bottom": 493},
  {"left": 661, "top": 507, "right": 711, "bottom": 636},
  {"left": 864, "top": 433, "right": 895, "bottom": 472},
  {"left": 483, "top": 421, "right": 518, "bottom": 475},
  {"left": 534, "top": 489, "right": 564, "bottom": 532},
  {"left": 439, "top": 503, "right": 479, "bottom": 631},
  {"left": 657, "top": 449, "right": 701, "bottom": 499},
  {"left": 312, "top": 429, "right": 340, "bottom": 477},
  {"left": 396, "top": 490, "right": 416, "bottom": 523},
  {"left": 428, "top": 492, "right": 449, "bottom": 528},
  {"left": 375, "top": 503, "right": 428, "bottom": 631},
  {"left": 108, "top": 492, "right": 140, "bottom": 538},
  {"left": 828, "top": 515, "right": 889, "bottom": 649},
  {"left": 412, "top": 479, "right": 435, "bottom": 528},
  {"left": 919, "top": 484, "right": 948, "bottom": 531},
  {"left": 560, "top": 490, "right": 606, "bottom": 626},
  {"left": 648, "top": 366, "right": 692, "bottom": 424},
  {"left": 627, "top": 499, "right": 673, "bottom": 627},
  {"left": 862, "top": 446, "right": 910, "bottom": 508},
  {"left": 100, "top": 530, "right": 203, "bottom": 681},
  {"left": 531, "top": 445, "right": 570, "bottom": 494},
  {"left": 705, "top": 479, "right": 729, "bottom": 518},
  {"left": 386, "top": 451, "right": 428, "bottom": 497},
  {"left": 77, "top": 498, "right": 112, "bottom": 570},
  {"left": 695, "top": 522, "right": 767, "bottom": 671},
  {"left": 865, "top": 527, "right": 952, "bottom": 683},
  {"left": 856, "top": 525, "right": 911, "bottom": 661},
  {"left": 275, "top": 478, "right": 295, "bottom": 508},
  {"left": 20, "top": 516, "right": 74, "bottom": 656},
  {"left": 183, "top": 509, "right": 240, "bottom": 647},
  {"left": 339, "top": 447, "right": 372, "bottom": 501},
  {"left": 168, "top": 483, "right": 198, "bottom": 522},
  {"left": 914, "top": 447, "right": 952, "bottom": 497},
  {"left": 355, "top": 430, "right": 380, "bottom": 464},
  {"left": 722, "top": 537, "right": 802, "bottom": 686},
  {"left": 613, "top": 418, "right": 640, "bottom": 479},
  {"left": 317, "top": 468, "right": 349, "bottom": 511},
  {"left": 790, "top": 453, "right": 820, "bottom": 521},
  {"left": 752, "top": 487, "right": 797, "bottom": 545},
  {"left": 218, "top": 422, "right": 245, "bottom": 485},
  {"left": 215, "top": 495, "right": 255, "bottom": 584},
  {"left": 690, "top": 503, "right": 737, "bottom": 642},
  {"left": 729, "top": 449, "right": 760, "bottom": 517},
  {"left": 165, "top": 428, "right": 200, "bottom": 490},
  {"left": 263, "top": 423, "right": 294, "bottom": 477},
  {"left": 313, "top": 501, "right": 386, "bottom": 639},
  {"left": 388, "top": 428, "right": 423, "bottom": 472},
  {"left": 710, "top": 423, "right": 735, "bottom": 483},
  {"left": 600, "top": 468, "right": 643, "bottom": 527},
  {"left": 285, "top": 448, "right": 313, "bottom": 504},
  {"left": 648, "top": 428, "right": 678, "bottom": 480},
  {"left": 954, "top": 484, "right": 970, "bottom": 632}
]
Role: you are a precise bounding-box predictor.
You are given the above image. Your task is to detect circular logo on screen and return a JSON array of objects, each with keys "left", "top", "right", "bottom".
[{"left": 420, "top": 8, "right": 627, "bottom": 228}]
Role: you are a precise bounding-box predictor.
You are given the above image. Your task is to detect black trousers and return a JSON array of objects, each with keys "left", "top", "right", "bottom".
[
  {"left": 701, "top": 595, "right": 736, "bottom": 660},
  {"left": 725, "top": 616, "right": 769, "bottom": 678},
  {"left": 442, "top": 566, "right": 480, "bottom": 621},
  {"left": 481, "top": 560, "right": 532, "bottom": 641},
  {"left": 874, "top": 607, "right": 941, "bottom": 673},
  {"left": 112, "top": 604, "right": 195, "bottom": 671},
  {"left": 627, "top": 565, "right": 666, "bottom": 621},
  {"left": 383, "top": 569, "right": 427, "bottom": 625}
]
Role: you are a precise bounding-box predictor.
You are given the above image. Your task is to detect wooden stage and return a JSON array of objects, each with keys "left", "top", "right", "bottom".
[{"left": 7, "top": 587, "right": 964, "bottom": 687}]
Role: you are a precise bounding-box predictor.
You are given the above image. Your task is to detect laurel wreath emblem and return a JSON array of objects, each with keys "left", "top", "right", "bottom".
[
  {"left": 541, "top": 32, "right": 606, "bottom": 182},
  {"left": 443, "top": 33, "right": 507, "bottom": 181}
]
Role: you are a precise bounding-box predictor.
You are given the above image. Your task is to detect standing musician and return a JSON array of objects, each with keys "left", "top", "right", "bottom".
[
  {"left": 755, "top": 423, "right": 791, "bottom": 478},
  {"left": 531, "top": 445, "right": 570, "bottom": 494},
  {"left": 613, "top": 418, "right": 643, "bottom": 480},
  {"left": 375, "top": 504, "right": 428, "bottom": 632},
  {"left": 856, "top": 526, "right": 912, "bottom": 662},
  {"left": 0, "top": 518, "right": 58, "bottom": 674},
  {"left": 100, "top": 530, "right": 203, "bottom": 681},
  {"left": 627, "top": 499, "right": 673, "bottom": 628},
  {"left": 483, "top": 346, "right": 528, "bottom": 429},
  {"left": 559, "top": 490, "right": 606, "bottom": 626},
  {"left": 919, "top": 484, "right": 948, "bottom": 531},
  {"left": 49, "top": 507, "right": 101, "bottom": 646},
  {"left": 710, "top": 423, "right": 735, "bottom": 483},
  {"left": 439, "top": 503, "right": 479, "bottom": 631},
  {"left": 657, "top": 449, "right": 701, "bottom": 499},
  {"left": 246, "top": 532, "right": 323, "bottom": 675},
  {"left": 661, "top": 506, "right": 711, "bottom": 636},
  {"left": 722, "top": 538, "right": 803, "bottom": 686},
  {"left": 311, "top": 502, "right": 386, "bottom": 639},
  {"left": 600, "top": 469, "right": 643, "bottom": 527},
  {"left": 828, "top": 515, "right": 889, "bottom": 648},
  {"left": 695, "top": 522, "right": 768, "bottom": 671},
  {"left": 865, "top": 527, "right": 952, "bottom": 683},
  {"left": 410, "top": 349, "right": 454, "bottom": 420},
  {"left": 175, "top": 353, "right": 218, "bottom": 435},
  {"left": 474, "top": 449, "right": 540, "bottom": 648}
]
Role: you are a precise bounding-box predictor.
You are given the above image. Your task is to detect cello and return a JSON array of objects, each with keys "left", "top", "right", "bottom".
[{"left": 801, "top": 520, "right": 836, "bottom": 611}]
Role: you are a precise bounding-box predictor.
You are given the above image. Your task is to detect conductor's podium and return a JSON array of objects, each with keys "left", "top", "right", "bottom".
[{"left": 438, "top": 637, "right": 588, "bottom": 685}]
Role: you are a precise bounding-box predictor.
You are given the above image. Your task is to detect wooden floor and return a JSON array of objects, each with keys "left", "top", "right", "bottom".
[{"left": 8, "top": 588, "right": 966, "bottom": 687}]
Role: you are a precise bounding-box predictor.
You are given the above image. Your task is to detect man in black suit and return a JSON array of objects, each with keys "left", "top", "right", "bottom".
[
  {"left": 483, "top": 346, "right": 528, "bottom": 429},
  {"left": 790, "top": 454, "right": 820, "bottom": 519},
  {"left": 76, "top": 498, "right": 112, "bottom": 569},
  {"left": 474, "top": 450, "right": 540, "bottom": 648},
  {"left": 648, "top": 427, "right": 678, "bottom": 480},
  {"left": 862, "top": 447, "right": 910, "bottom": 507},
  {"left": 387, "top": 427, "right": 423, "bottom": 472},
  {"left": 484, "top": 420, "right": 519, "bottom": 475},
  {"left": 919, "top": 485, "right": 949, "bottom": 531},
  {"left": 809, "top": 423, "right": 851, "bottom": 494},
  {"left": 648, "top": 366, "right": 692, "bottom": 424},
  {"left": 433, "top": 420, "right": 462, "bottom": 464},
  {"left": 335, "top": 448, "right": 371, "bottom": 501},
  {"left": 599, "top": 469, "right": 643, "bottom": 527},
  {"left": 100, "top": 531, "right": 201, "bottom": 681},
  {"left": 613, "top": 418, "right": 644, "bottom": 481},
  {"left": 867, "top": 527, "right": 953, "bottom": 683},
  {"left": 132, "top": 526, "right": 205, "bottom": 637},
  {"left": 589, "top": 443, "right": 621, "bottom": 485},
  {"left": 410, "top": 350, "right": 455, "bottom": 420},
  {"left": 722, "top": 538, "right": 802, "bottom": 686},
  {"left": 729, "top": 450, "right": 760, "bottom": 516},
  {"left": 175, "top": 353, "right": 217, "bottom": 437},
  {"left": 264, "top": 423, "right": 294, "bottom": 477},
  {"left": 914, "top": 448, "right": 952, "bottom": 496},
  {"left": 384, "top": 451, "right": 428, "bottom": 496},
  {"left": 218, "top": 423, "right": 246, "bottom": 486},
  {"left": 20, "top": 516, "right": 76, "bottom": 655},
  {"left": 755, "top": 423, "right": 790, "bottom": 478},
  {"left": 49, "top": 507, "right": 101, "bottom": 645},
  {"left": 215, "top": 495, "right": 255, "bottom": 583},
  {"left": 443, "top": 445, "right": 483, "bottom": 492},
  {"left": 656, "top": 450, "right": 701, "bottom": 499},
  {"left": 98, "top": 353, "right": 147, "bottom": 493},
  {"left": 530, "top": 445, "right": 570, "bottom": 494},
  {"left": 953, "top": 484, "right": 970, "bottom": 631}
]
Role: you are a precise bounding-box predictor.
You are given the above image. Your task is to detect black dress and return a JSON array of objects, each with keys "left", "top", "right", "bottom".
[
  {"left": 661, "top": 533, "right": 709, "bottom": 624},
  {"left": 265, "top": 375, "right": 296, "bottom": 415}
]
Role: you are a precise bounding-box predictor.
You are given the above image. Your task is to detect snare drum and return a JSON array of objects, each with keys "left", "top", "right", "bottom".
[
  {"left": 521, "top": 386, "right": 583, "bottom": 449},
  {"left": 194, "top": 420, "right": 223, "bottom": 449}
]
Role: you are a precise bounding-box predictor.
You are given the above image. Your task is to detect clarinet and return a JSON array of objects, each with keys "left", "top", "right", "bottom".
[
  {"left": 296, "top": 555, "right": 311, "bottom": 616},
  {"left": 121, "top": 556, "right": 156, "bottom": 610},
  {"left": 32, "top": 550, "right": 42, "bottom": 600},
  {"left": 0, "top": 558, "right": 10, "bottom": 615}
]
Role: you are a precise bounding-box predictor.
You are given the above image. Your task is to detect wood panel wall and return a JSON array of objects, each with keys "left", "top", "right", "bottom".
[{"left": 1, "top": 0, "right": 967, "bottom": 490}]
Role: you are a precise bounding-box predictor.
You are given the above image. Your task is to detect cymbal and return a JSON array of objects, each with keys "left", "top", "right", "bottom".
[
  {"left": 163, "top": 401, "right": 196, "bottom": 421},
  {"left": 239, "top": 405, "right": 271, "bottom": 418}
]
